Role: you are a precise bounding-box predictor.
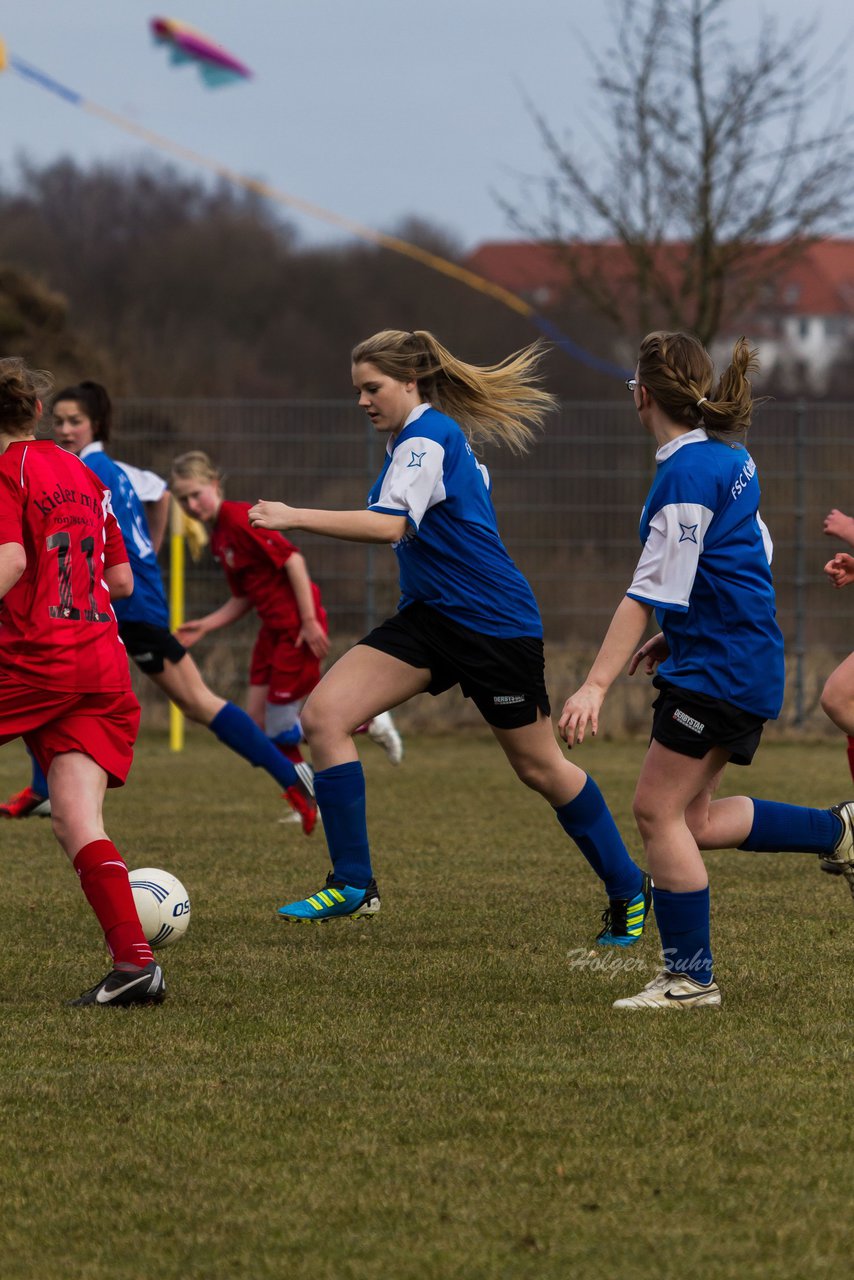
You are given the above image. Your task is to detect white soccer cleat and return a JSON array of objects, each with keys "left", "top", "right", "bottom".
[
  {"left": 613, "top": 970, "right": 722, "bottom": 1010},
  {"left": 820, "top": 802, "right": 854, "bottom": 900},
  {"left": 279, "top": 809, "right": 323, "bottom": 827},
  {"left": 367, "top": 711, "right": 404, "bottom": 765}
]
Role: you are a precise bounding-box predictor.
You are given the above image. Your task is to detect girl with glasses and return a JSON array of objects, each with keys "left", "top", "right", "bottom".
[{"left": 561, "top": 330, "right": 854, "bottom": 1009}]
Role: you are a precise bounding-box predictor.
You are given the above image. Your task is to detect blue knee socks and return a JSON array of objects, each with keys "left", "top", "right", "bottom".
[
  {"left": 653, "top": 885, "right": 714, "bottom": 985},
  {"left": 314, "top": 762, "right": 372, "bottom": 888},
  {"left": 739, "top": 799, "right": 840, "bottom": 854},
  {"left": 209, "top": 702, "right": 299, "bottom": 790},
  {"left": 555, "top": 775, "right": 643, "bottom": 901}
]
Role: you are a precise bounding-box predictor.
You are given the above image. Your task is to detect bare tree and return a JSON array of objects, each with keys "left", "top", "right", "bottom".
[{"left": 500, "top": 0, "right": 854, "bottom": 345}]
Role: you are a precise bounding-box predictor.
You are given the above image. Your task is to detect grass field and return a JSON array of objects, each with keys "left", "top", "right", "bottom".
[{"left": 1, "top": 730, "right": 853, "bottom": 1280}]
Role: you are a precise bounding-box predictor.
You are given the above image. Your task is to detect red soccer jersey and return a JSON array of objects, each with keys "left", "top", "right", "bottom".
[
  {"left": 0, "top": 440, "right": 132, "bottom": 693},
  {"left": 210, "top": 499, "right": 321, "bottom": 632}
]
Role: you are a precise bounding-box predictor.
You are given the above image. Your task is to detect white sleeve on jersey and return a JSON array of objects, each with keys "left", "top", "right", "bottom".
[
  {"left": 116, "top": 461, "right": 168, "bottom": 504},
  {"left": 757, "top": 512, "right": 774, "bottom": 565},
  {"left": 369, "top": 436, "right": 446, "bottom": 529},
  {"left": 628, "top": 501, "right": 714, "bottom": 610}
]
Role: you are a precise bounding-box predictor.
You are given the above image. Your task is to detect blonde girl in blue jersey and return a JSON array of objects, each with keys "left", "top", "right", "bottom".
[
  {"left": 560, "top": 331, "right": 854, "bottom": 1010},
  {"left": 250, "top": 327, "right": 651, "bottom": 937}
]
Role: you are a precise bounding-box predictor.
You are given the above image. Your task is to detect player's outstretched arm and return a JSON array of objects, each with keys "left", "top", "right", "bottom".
[
  {"left": 176, "top": 595, "right": 253, "bottom": 645},
  {"left": 823, "top": 509, "right": 854, "bottom": 547},
  {"left": 559, "top": 596, "right": 653, "bottom": 747},
  {"left": 249, "top": 501, "right": 407, "bottom": 544}
]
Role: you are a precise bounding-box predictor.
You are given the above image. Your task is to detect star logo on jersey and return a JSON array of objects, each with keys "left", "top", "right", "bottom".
[
  {"left": 406, "top": 450, "right": 426, "bottom": 468},
  {"left": 678, "top": 523, "right": 699, "bottom": 544}
]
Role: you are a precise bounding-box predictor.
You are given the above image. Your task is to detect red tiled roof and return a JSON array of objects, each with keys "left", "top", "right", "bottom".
[{"left": 465, "top": 239, "right": 854, "bottom": 317}]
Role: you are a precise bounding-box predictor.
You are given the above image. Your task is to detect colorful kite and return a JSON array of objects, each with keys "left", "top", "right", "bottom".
[
  {"left": 150, "top": 18, "right": 252, "bottom": 88},
  {"left": 1, "top": 40, "right": 627, "bottom": 379}
]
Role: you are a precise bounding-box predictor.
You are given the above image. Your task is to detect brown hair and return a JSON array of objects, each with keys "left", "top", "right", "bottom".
[
  {"left": 637, "top": 331, "right": 762, "bottom": 441},
  {"left": 52, "top": 380, "right": 112, "bottom": 442},
  {"left": 351, "top": 329, "right": 556, "bottom": 453},
  {"left": 0, "top": 357, "right": 53, "bottom": 435}
]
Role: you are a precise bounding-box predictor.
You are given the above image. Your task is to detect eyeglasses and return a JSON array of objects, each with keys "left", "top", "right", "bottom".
[{"left": 625, "top": 378, "right": 639, "bottom": 393}]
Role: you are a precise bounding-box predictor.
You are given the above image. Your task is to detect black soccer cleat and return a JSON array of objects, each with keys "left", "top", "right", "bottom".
[{"left": 68, "top": 960, "right": 165, "bottom": 1007}]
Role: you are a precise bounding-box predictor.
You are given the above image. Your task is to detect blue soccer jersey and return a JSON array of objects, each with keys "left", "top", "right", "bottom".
[
  {"left": 79, "top": 442, "right": 170, "bottom": 628},
  {"left": 626, "top": 428, "right": 785, "bottom": 719},
  {"left": 367, "top": 404, "right": 542, "bottom": 638}
]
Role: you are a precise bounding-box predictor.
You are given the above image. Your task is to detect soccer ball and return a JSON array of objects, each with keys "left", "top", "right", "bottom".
[{"left": 129, "top": 867, "right": 191, "bottom": 948}]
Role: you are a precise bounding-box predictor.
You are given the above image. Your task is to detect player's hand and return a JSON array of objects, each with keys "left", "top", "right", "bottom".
[
  {"left": 823, "top": 509, "right": 854, "bottom": 543},
  {"left": 628, "top": 632, "right": 669, "bottom": 676},
  {"left": 558, "top": 682, "right": 604, "bottom": 748},
  {"left": 249, "top": 500, "right": 295, "bottom": 531},
  {"left": 298, "top": 618, "right": 330, "bottom": 659},
  {"left": 176, "top": 619, "right": 208, "bottom": 646},
  {"left": 824, "top": 552, "right": 854, "bottom": 589}
]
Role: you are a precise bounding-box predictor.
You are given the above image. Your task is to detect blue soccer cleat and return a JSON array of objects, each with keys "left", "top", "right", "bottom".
[
  {"left": 277, "top": 872, "right": 380, "bottom": 923},
  {"left": 596, "top": 872, "right": 652, "bottom": 947}
]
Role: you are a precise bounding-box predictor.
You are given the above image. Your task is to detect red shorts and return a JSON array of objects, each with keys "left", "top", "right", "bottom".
[
  {"left": 0, "top": 674, "right": 140, "bottom": 787},
  {"left": 249, "top": 616, "right": 326, "bottom": 705}
]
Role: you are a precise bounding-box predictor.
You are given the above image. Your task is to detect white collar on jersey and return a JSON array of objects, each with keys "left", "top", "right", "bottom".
[
  {"left": 655, "top": 426, "right": 707, "bottom": 464},
  {"left": 387, "top": 400, "right": 431, "bottom": 454},
  {"left": 79, "top": 441, "right": 105, "bottom": 460}
]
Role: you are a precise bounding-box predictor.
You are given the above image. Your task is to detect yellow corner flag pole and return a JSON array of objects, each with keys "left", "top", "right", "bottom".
[{"left": 169, "top": 498, "right": 185, "bottom": 752}]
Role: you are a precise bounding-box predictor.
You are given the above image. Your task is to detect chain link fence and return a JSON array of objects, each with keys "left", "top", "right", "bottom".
[{"left": 109, "top": 398, "right": 853, "bottom": 735}]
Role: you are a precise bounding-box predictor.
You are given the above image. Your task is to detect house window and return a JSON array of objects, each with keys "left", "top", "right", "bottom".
[{"left": 798, "top": 317, "right": 810, "bottom": 339}]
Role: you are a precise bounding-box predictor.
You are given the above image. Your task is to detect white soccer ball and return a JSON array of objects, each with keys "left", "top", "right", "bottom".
[{"left": 129, "top": 867, "right": 191, "bottom": 948}]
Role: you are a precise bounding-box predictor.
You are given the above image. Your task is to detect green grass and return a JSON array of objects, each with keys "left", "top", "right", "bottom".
[{"left": 1, "top": 732, "right": 853, "bottom": 1279}]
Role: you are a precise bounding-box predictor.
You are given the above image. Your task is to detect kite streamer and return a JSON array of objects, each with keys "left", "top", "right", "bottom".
[{"left": 1, "top": 45, "right": 629, "bottom": 379}]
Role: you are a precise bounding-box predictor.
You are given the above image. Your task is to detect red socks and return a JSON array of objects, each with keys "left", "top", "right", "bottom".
[
  {"left": 275, "top": 742, "right": 305, "bottom": 766},
  {"left": 846, "top": 737, "right": 854, "bottom": 786},
  {"left": 73, "top": 840, "right": 153, "bottom": 968}
]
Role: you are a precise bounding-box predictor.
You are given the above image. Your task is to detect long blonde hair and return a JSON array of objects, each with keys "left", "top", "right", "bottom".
[
  {"left": 637, "top": 331, "right": 762, "bottom": 442},
  {"left": 170, "top": 449, "right": 222, "bottom": 487},
  {"left": 169, "top": 450, "right": 218, "bottom": 557},
  {"left": 351, "top": 329, "right": 556, "bottom": 453}
]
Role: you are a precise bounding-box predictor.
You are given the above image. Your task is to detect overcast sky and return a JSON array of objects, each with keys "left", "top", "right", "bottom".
[{"left": 1, "top": 0, "right": 853, "bottom": 251}]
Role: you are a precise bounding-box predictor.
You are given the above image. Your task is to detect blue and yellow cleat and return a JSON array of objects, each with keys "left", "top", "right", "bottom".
[
  {"left": 277, "top": 872, "right": 380, "bottom": 923},
  {"left": 596, "top": 872, "right": 652, "bottom": 947}
]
